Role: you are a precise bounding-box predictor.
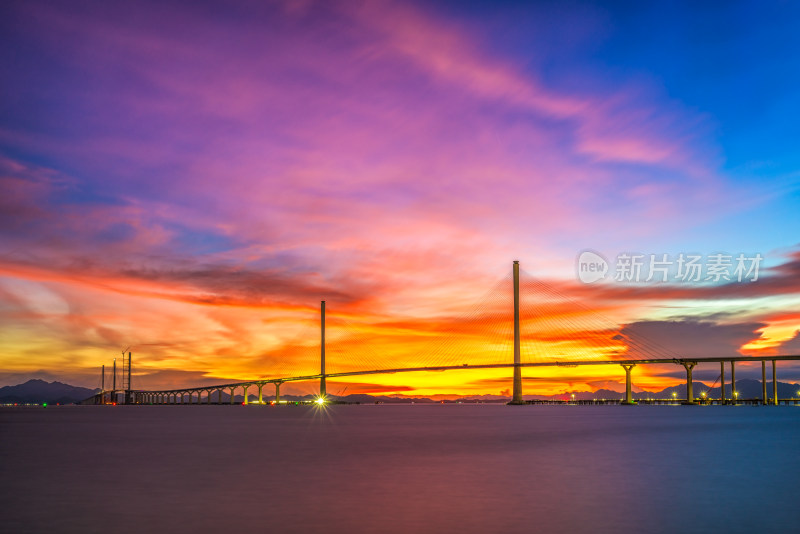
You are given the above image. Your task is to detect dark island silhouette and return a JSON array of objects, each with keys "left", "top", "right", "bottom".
[{"left": 3, "top": 378, "right": 799, "bottom": 405}]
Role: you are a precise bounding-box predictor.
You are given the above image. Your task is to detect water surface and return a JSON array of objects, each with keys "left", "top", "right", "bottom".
[{"left": 2, "top": 404, "right": 798, "bottom": 533}]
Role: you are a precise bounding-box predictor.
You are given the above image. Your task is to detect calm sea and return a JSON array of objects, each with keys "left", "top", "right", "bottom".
[{"left": 1, "top": 404, "right": 799, "bottom": 533}]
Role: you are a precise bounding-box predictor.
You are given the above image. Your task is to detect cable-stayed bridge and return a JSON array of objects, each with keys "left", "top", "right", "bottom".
[{"left": 89, "top": 262, "right": 800, "bottom": 406}]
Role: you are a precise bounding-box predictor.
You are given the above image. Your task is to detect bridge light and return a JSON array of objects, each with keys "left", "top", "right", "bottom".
[{"left": 315, "top": 397, "right": 326, "bottom": 405}]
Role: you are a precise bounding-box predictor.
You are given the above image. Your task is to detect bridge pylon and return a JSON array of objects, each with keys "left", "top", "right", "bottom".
[
  {"left": 320, "top": 300, "right": 326, "bottom": 399},
  {"left": 509, "top": 260, "right": 525, "bottom": 405}
]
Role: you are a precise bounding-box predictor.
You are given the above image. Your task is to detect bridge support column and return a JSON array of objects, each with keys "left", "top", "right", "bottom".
[
  {"left": 762, "top": 361, "right": 768, "bottom": 405},
  {"left": 320, "top": 300, "right": 326, "bottom": 399},
  {"left": 772, "top": 360, "right": 778, "bottom": 405},
  {"left": 731, "top": 361, "right": 737, "bottom": 404},
  {"left": 720, "top": 361, "right": 725, "bottom": 404},
  {"left": 258, "top": 384, "right": 263, "bottom": 404},
  {"left": 682, "top": 362, "right": 697, "bottom": 405},
  {"left": 275, "top": 381, "right": 282, "bottom": 403},
  {"left": 509, "top": 260, "right": 524, "bottom": 405},
  {"left": 621, "top": 364, "right": 636, "bottom": 405},
  {"left": 229, "top": 387, "right": 236, "bottom": 404},
  {"left": 243, "top": 385, "right": 249, "bottom": 405}
]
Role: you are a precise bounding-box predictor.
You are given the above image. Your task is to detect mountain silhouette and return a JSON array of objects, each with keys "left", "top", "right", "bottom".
[{"left": 0, "top": 379, "right": 98, "bottom": 404}]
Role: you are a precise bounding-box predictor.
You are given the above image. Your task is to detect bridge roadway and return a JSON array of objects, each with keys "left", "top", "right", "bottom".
[{"left": 126, "top": 354, "right": 800, "bottom": 406}]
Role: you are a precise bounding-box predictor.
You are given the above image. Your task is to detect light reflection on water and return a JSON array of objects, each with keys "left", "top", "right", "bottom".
[{"left": 2, "top": 404, "right": 799, "bottom": 533}]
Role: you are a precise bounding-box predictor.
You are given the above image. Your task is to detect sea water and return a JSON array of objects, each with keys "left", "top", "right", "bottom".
[{"left": 1, "top": 404, "right": 799, "bottom": 533}]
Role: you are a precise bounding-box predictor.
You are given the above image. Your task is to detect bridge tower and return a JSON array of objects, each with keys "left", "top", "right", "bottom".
[
  {"left": 509, "top": 260, "right": 525, "bottom": 404},
  {"left": 112, "top": 358, "right": 116, "bottom": 404},
  {"left": 320, "top": 300, "right": 326, "bottom": 398},
  {"left": 122, "top": 351, "right": 132, "bottom": 404}
]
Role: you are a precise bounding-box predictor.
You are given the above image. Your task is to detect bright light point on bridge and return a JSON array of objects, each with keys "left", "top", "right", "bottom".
[{"left": 315, "top": 397, "right": 326, "bottom": 405}]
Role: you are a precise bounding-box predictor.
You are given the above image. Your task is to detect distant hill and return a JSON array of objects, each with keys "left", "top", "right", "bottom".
[
  {"left": 3, "top": 377, "right": 799, "bottom": 405},
  {"left": 0, "top": 379, "right": 98, "bottom": 404},
  {"left": 540, "top": 378, "right": 800, "bottom": 402}
]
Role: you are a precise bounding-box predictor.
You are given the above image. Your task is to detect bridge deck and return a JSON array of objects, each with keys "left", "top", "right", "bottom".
[{"left": 136, "top": 354, "right": 800, "bottom": 395}]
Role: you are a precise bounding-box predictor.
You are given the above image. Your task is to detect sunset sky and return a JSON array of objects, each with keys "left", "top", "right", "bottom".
[{"left": 1, "top": 0, "right": 799, "bottom": 397}]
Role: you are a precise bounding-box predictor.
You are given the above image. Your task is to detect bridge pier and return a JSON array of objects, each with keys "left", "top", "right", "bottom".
[
  {"left": 621, "top": 364, "right": 636, "bottom": 404},
  {"left": 762, "top": 361, "right": 768, "bottom": 405},
  {"left": 229, "top": 387, "right": 235, "bottom": 404},
  {"left": 773, "top": 360, "right": 778, "bottom": 405},
  {"left": 243, "top": 385, "right": 249, "bottom": 405},
  {"left": 720, "top": 361, "right": 726, "bottom": 404},
  {"left": 257, "top": 384, "right": 264, "bottom": 404},
  {"left": 275, "top": 381, "right": 282, "bottom": 403},
  {"left": 731, "top": 361, "right": 737, "bottom": 404},
  {"left": 682, "top": 362, "right": 696, "bottom": 404}
]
